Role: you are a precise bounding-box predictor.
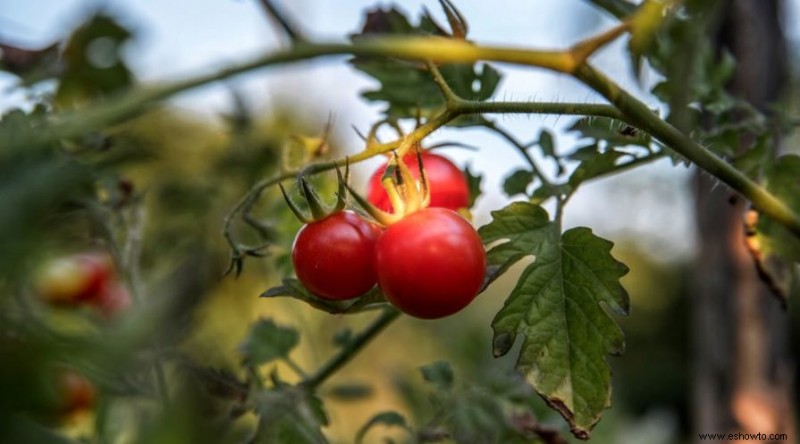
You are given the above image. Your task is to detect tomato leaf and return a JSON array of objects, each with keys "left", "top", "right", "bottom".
[
  {"left": 350, "top": 7, "right": 501, "bottom": 123},
  {"left": 478, "top": 202, "right": 630, "bottom": 439},
  {"left": 56, "top": 14, "right": 135, "bottom": 107},
  {"left": 745, "top": 155, "right": 800, "bottom": 302},
  {"left": 502, "top": 169, "right": 535, "bottom": 197},
  {"left": 464, "top": 164, "right": 483, "bottom": 207},
  {"left": 239, "top": 319, "right": 299, "bottom": 367},
  {"left": 254, "top": 388, "right": 329, "bottom": 444}
]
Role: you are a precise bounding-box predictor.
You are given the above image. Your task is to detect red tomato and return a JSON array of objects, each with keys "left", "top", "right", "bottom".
[
  {"left": 367, "top": 152, "right": 470, "bottom": 213},
  {"left": 37, "top": 253, "right": 114, "bottom": 305},
  {"left": 375, "top": 208, "right": 486, "bottom": 319},
  {"left": 292, "top": 211, "right": 382, "bottom": 300},
  {"left": 57, "top": 369, "right": 96, "bottom": 415},
  {"left": 95, "top": 282, "right": 132, "bottom": 318}
]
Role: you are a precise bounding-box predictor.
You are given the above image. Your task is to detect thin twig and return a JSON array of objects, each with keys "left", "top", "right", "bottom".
[
  {"left": 257, "top": 0, "right": 306, "bottom": 43},
  {"left": 302, "top": 308, "right": 400, "bottom": 389}
]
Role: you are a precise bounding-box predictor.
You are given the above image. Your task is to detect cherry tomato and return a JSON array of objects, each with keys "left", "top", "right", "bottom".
[
  {"left": 95, "top": 282, "right": 132, "bottom": 318},
  {"left": 56, "top": 369, "right": 96, "bottom": 415},
  {"left": 367, "top": 152, "right": 470, "bottom": 212},
  {"left": 36, "top": 253, "right": 114, "bottom": 305},
  {"left": 375, "top": 208, "right": 486, "bottom": 319},
  {"left": 292, "top": 211, "right": 382, "bottom": 300}
]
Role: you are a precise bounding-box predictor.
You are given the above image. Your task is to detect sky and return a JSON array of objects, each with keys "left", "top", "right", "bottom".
[{"left": 4, "top": 0, "right": 784, "bottom": 262}]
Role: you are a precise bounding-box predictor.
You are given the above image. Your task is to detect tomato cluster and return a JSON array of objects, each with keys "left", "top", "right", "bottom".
[
  {"left": 36, "top": 252, "right": 131, "bottom": 318},
  {"left": 291, "top": 152, "right": 486, "bottom": 319}
]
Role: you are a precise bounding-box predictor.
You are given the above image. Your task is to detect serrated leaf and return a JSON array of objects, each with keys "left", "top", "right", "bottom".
[
  {"left": 239, "top": 319, "right": 299, "bottom": 366},
  {"left": 420, "top": 360, "right": 454, "bottom": 390},
  {"left": 355, "top": 411, "right": 410, "bottom": 444},
  {"left": 464, "top": 164, "right": 483, "bottom": 207},
  {"left": 478, "top": 202, "right": 629, "bottom": 439},
  {"left": 350, "top": 7, "right": 501, "bottom": 122},
  {"left": 254, "top": 388, "right": 329, "bottom": 444},
  {"left": 746, "top": 155, "right": 800, "bottom": 302},
  {"left": 503, "top": 169, "right": 535, "bottom": 197}
]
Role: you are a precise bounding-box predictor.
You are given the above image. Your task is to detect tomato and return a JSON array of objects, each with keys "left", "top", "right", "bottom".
[
  {"left": 95, "top": 282, "right": 132, "bottom": 318},
  {"left": 292, "top": 211, "right": 382, "bottom": 300},
  {"left": 36, "top": 253, "right": 114, "bottom": 305},
  {"left": 375, "top": 208, "right": 486, "bottom": 319},
  {"left": 367, "top": 152, "right": 470, "bottom": 213},
  {"left": 57, "top": 369, "right": 96, "bottom": 415}
]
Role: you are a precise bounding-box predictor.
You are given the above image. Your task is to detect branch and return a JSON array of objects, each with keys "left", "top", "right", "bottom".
[
  {"left": 302, "top": 308, "right": 400, "bottom": 389},
  {"left": 257, "top": 0, "right": 306, "bottom": 43},
  {"left": 573, "top": 63, "right": 800, "bottom": 237}
]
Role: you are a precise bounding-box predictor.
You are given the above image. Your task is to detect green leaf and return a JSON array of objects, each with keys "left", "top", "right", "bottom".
[
  {"left": 239, "top": 319, "right": 299, "bottom": 366},
  {"left": 464, "top": 164, "right": 483, "bottom": 207},
  {"left": 350, "top": 7, "right": 501, "bottom": 122},
  {"left": 262, "top": 278, "right": 387, "bottom": 314},
  {"left": 568, "top": 150, "right": 627, "bottom": 189},
  {"left": 502, "top": 169, "right": 535, "bottom": 197},
  {"left": 56, "top": 14, "right": 134, "bottom": 107},
  {"left": 567, "top": 116, "right": 650, "bottom": 148},
  {"left": 355, "top": 411, "right": 410, "bottom": 444},
  {"left": 538, "top": 129, "right": 556, "bottom": 158},
  {"left": 478, "top": 202, "right": 630, "bottom": 439},
  {"left": 747, "top": 155, "right": 800, "bottom": 302},
  {"left": 420, "top": 360, "right": 454, "bottom": 390},
  {"left": 254, "top": 388, "right": 329, "bottom": 444}
]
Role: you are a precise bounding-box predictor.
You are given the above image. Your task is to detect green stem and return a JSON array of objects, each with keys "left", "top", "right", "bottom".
[
  {"left": 574, "top": 63, "right": 800, "bottom": 237},
  {"left": 454, "top": 100, "right": 623, "bottom": 120},
  {"left": 481, "top": 120, "right": 555, "bottom": 188},
  {"left": 25, "top": 38, "right": 571, "bottom": 152},
  {"left": 302, "top": 308, "right": 400, "bottom": 389}
]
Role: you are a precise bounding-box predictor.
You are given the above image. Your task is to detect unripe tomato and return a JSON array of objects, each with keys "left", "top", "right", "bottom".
[
  {"left": 375, "top": 208, "right": 486, "bottom": 319},
  {"left": 367, "top": 152, "right": 470, "bottom": 212},
  {"left": 36, "top": 253, "right": 114, "bottom": 305},
  {"left": 292, "top": 211, "right": 382, "bottom": 300}
]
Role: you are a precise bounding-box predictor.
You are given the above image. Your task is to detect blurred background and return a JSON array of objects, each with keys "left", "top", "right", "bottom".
[{"left": 1, "top": 0, "right": 799, "bottom": 443}]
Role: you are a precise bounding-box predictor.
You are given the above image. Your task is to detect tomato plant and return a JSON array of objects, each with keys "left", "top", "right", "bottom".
[
  {"left": 1, "top": 0, "right": 798, "bottom": 443},
  {"left": 375, "top": 208, "right": 486, "bottom": 319},
  {"left": 367, "top": 151, "right": 470, "bottom": 212},
  {"left": 292, "top": 210, "right": 382, "bottom": 300}
]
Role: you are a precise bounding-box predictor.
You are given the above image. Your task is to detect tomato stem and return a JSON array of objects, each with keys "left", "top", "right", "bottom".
[{"left": 302, "top": 308, "right": 400, "bottom": 390}]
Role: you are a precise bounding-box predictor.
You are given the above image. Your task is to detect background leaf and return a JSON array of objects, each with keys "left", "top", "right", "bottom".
[
  {"left": 479, "top": 202, "right": 630, "bottom": 439},
  {"left": 239, "top": 319, "right": 299, "bottom": 366}
]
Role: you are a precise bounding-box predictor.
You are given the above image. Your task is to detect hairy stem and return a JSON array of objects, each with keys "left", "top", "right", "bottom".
[
  {"left": 574, "top": 63, "right": 800, "bottom": 236},
  {"left": 302, "top": 308, "right": 400, "bottom": 389}
]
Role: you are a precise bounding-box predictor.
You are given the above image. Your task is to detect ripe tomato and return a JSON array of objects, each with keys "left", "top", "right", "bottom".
[
  {"left": 292, "top": 211, "right": 382, "bottom": 300},
  {"left": 367, "top": 152, "right": 470, "bottom": 212},
  {"left": 36, "top": 253, "right": 114, "bottom": 305},
  {"left": 375, "top": 208, "right": 486, "bottom": 319},
  {"left": 96, "top": 283, "right": 132, "bottom": 318},
  {"left": 57, "top": 369, "right": 96, "bottom": 415}
]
